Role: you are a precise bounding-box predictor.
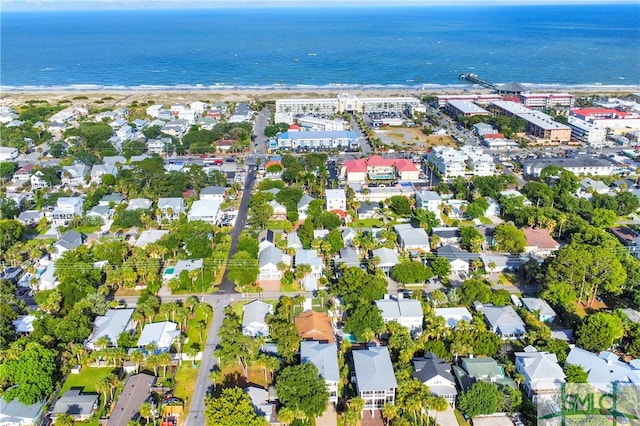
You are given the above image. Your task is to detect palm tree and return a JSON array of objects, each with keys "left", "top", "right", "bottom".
[
  {"left": 188, "top": 269, "right": 199, "bottom": 291},
  {"left": 96, "top": 377, "right": 111, "bottom": 408},
  {"left": 130, "top": 349, "right": 145, "bottom": 373},
  {"left": 196, "top": 320, "right": 207, "bottom": 343},
  {"left": 382, "top": 403, "right": 399, "bottom": 426},
  {"left": 95, "top": 335, "right": 111, "bottom": 350},
  {"left": 139, "top": 402, "right": 154, "bottom": 425},
  {"left": 107, "top": 374, "right": 120, "bottom": 401},
  {"left": 157, "top": 351, "right": 173, "bottom": 378},
  {"left": 185, "top": 295, "right": 199, "bottom": 315},
  {"left": 199, "top": 302, "right": 213, "bottom": 322}
]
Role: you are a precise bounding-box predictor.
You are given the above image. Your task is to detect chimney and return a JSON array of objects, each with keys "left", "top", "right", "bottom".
[
  {"left": 469, "top": 354, "right": 474, "bottom": 359},
  {"left": 397, "top": 292, "right": 404, "bottom": 300},
  {"left": 383, "top": 294, "right": 390, "bottom": 300}
]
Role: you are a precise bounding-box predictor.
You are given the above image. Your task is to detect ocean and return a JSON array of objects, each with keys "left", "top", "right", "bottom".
[{"left": 1, "top": 4, "right": 639, "bottom": 90}]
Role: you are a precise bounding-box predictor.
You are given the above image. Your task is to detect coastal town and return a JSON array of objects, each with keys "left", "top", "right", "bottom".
[{"left": 2, "top": 87, "right": 640, "bottom": 426}]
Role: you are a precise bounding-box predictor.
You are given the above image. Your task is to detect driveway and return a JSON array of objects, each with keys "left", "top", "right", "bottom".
[{"left": 428, "top": 405, "right": 460, "bottom": 426}]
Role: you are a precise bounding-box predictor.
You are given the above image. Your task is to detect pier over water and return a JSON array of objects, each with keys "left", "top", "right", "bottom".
[{"left": 459, "top": 73, "right": 497, "bottom": 90}]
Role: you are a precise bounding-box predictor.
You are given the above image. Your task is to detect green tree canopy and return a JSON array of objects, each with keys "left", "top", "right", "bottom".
[
  {"left": 204, "top": 387, "right": 267, "bottom": 426},
  {"left": 344, "top": 303, "right": 385, "bottom": 342},
  {"left": 331, "top": 266, "right": 387, "bottom": 306},
  {"left": 0, "top": 342, "right": 57, "bottom": 405},
  {"left": 576, "top": 312, "right": 624, "bottom": 352},
  {"left": 275, "top": 363, "right": 330, "bottom": 420},
  {"left": 458, "top": 381, "right": 504, "bottom": 418},
  {"left": 227, "top": 251, "right": 259, "bottom": 288},
  {"left": 564, "top": 364, "right": 588, "bottom": 383},
  {"left": 493, "top": 222, "right": 526, "bottom": 254},
  {"left": 390, "top": 261, "right": 433, "bottom": 284}
]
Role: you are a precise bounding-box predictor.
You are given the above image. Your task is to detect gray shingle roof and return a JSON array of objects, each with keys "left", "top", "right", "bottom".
[
  {"left": 412, "top": 353, "right": 456, "bottom": 386},
  {"left": 371, "top": 248, "right": 399, "bottom": 267},
  {"left": 52, "top": 390, "right": 98, "bottom": 417},
  {"left": 259, "top": 245, "right": 285, "bottom": 268},
  {"left": 353, "top": 346, "right": 397, "bottom": 392},
  {"left": 56, "top": 230, "right": 83, "bottom": 251}
]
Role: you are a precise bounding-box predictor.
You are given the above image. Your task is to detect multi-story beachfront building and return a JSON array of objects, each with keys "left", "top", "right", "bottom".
[
  {"left": 426, "top": 147, "right": 467, "bottom": 180},
  {"left": 518, "top": 93, "right": 575, "bottom": 109},
  {"left": 567, "top": 116, "right": 608, "bottom": 146},
  {"left": 275, "top": 93, "right": 422, "bottom": 116},
  {"left": 523, "top": 155, "right": 616, "bottom": 177},
  {"left": 434, "top": 94, "right": 502, "bottom": 108},
  {"left": 464, "top": 147, "right": 496, "bottom": 176},
  {"left": 445, "top": 100, "right": 491, "bottom": 118},
  {"left": 275, "top": 130, "right": 359, "bottom": 150},
  {"left": 491, "top": 101, "right": 572, "bottom": 143}
]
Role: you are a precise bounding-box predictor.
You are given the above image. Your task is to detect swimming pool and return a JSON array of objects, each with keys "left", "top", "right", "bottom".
[{"left": 164, "top": 267, "right": 175, "bottom": 275}]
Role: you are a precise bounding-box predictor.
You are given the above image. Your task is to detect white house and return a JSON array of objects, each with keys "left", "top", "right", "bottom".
[
  {"left": 242, "top": 300, "right": 273, "bottom": 337},
  {"left": 157, "top": 198, "right": 185, "bottom": 221},
  {"left": 0, "top": 146, "right": 19, "bottom": 161},
  {"left": 258, "top": 245, "right": 290, "bottom": 282},
  {"left": 352, "top": 346, "right": 397, "bottom": 413},
  {"left": 434, "top": 307, "right": 473, "bottom": 328},
  {"left": 30, "top": 171, "right": 50, "bottom": 190},
  {"left": 199, "top": 186, "right": 226, "bottom": 201},
  {"left": 515, "top": 346, "right": 566, "bottom": 401},
  {"left": 415, "top": 190, "right": 443, "bottom": 218},
  {"left": 61, "top": 164, "right": 88, "bottom": 187},
  {"left": 394, "top": 224, "right": 430, "bottom": 252},
  {"left": 412, "top": 353, "right": 458, "bottom": 407},
  {"left": 325, "top": 189, "right": 347, "bottom": 213},
  {"left": 51, "top": 197, "right": 84, "bottom": 226},
  {"left": 301, "top": 341, "right": 340, "bottom": 404},
  {"left": 137, "top": 321, "right": 181, "bottom": 352},
  {"left": 187, "top": 199, "right": 222, "bottom": 225},
  {"left": 375, "top": 294, "right": 423, "bottom": 335},
  {"left": 85, "top": 309, "right": 135, "bottom": 350},
  {"left": 90, "top": 164, "right": 117, "bottom": 185}
]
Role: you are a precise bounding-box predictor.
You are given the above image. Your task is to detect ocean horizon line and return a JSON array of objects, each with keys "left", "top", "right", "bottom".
[{"left": 2, "top": 83, "right": 639, "bottom": 93}]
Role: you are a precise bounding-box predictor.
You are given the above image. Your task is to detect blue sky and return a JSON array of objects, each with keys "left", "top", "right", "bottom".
[{"left": 1, "top": 0, "right": 638, "bottom": 11}]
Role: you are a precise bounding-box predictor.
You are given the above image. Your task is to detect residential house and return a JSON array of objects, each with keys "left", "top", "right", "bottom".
[
  {"left": 579, "top": 177, "right": 610, "bottom": 196},
  {"left": 51, "top": 197, "right": 83, "bottom": 226},
  {"left": 479, "top": 253, "right": 514, "bottom": 273},
  {"left": 295, "top": 311, "right": 335, "bottom": 343},
  {"left": 436, "top": 245, "right": 480, "bottom": 276},
  {"left": 85, "top": 309, "right": 135, "bottom": 350},
  {"left": 371, "top": 247, "right": 399, "bottom": 274},
  {"left": 258, "top": 230, "right": 277, "bottom": 252},
  {"left": 17, "top": 210, "right": 44, "bottom": 226},
  {"left": 375, "top": 294, "right": 423, "bottom": 335},
  {"left": 188, "top": 199, "right": 222, "bottom": 225},
  {"left": 137, "top": 321, "right": 181, "bottom": 352},
  {"left": 478, "top": 304, "right": 526, "bottom": 339},
  {"left": 269, "top": 200, "right": 288, "bottom": 220},
  {"left": 515, "top": 346, "right": 565, "bottom": 400},
  {"left": 523, "top": 228, "right": 560, "bottom": 258},
  {"left": 415, "top": 190, "right": 443, "bottom": 218},
  {"left": 434, "top": 307, "right": 473, "bottom": 328},
  {"left": 521, "top": 298, "right": 557, "bottom": 323},
  {"left": 431, "top": 227, "right": 460, "bottom": 246},
  {"left": 301, "top": 341, "right": 340, "bottom": 404},
  {"left": 199, "top": 186, "right": 225, "bottom": 201},
  {"left": 52, "top": 390, "right": 99, "bottom": 422},
  {"left": 609, "top": 226, "right": 640, "bottom": 258},
  {"left": 565, "top": 347, "right": 640, "bottom": 393},
  {"left": 336, "top": 246, "right": 360, "bottom": 269},
  {"left": 243, "top": 386, "right": 276, "bottom": 423},
  {"left": 484, "top": 197, "right": 501, "bottom": 217},
  {"left": 163, "top": 259, "right": 203, "bottom": 281},
  {"left": 134, "top": 230, "right": 168, "bottom": 249},
  {"left": 126, "top": 198, "right": 153, "bottom": 211},
  {"left": 12, "top": 164, "right": 35, "bottom": 183},
  {"left": 325, "top": 189, "right": 347, "bottom": 213},
  {"left": 356, "top": 201, "right": 377, "bottom": 220},
  {"left": 242, "top": 300, "right": 273, "bottom": 337},
  {"left": 99, "top": 193, "right": 124, "bottom": 207},
  {"left": 452, "top": 357, "right": 517, "bottom": 392},
  {"left": 412, "top": 353, "right": 458, "bottom": 406},
  {"left": 352, "top": 346, "right": 397, "bottom": 412},
  {"left": 294, "top": 249, "right": 323, "bottom": 278},
  {"left": 157, "top": 198, "right": 184, "bottom": 221},
  {"left": 0, "top": 395, "right": 45, "bottom": 426},
  {"left": 394, "top": 224, "right": 430, "bottom": 253},
  {"left": 341, "top": 228, "right": 358, "bottom": 246},
  {"left": 90, "top": 164, "right": 117, "bottom": 184},
  {"left": 12, "top": 315, "right": 36, "bottom": 335},
  {"left": 297, "top": 194, "right": 315, "bottom": 220},
  {"left": 86, "top": 205, "right": 111, "bottom": 223},
  {"left": 61, "top": 164, "right": 89, "bottom": 187},
  {"left": 258, "top": 245, "right": 290, "bottom": 282},
  {"left": 106, "top": 374, "right": 156, "bottom": 426},
  {"left": 0, "top": 146, "right": 19, "bottom": 161},
  {"left": 54, "top": 230, "right": 83, "bottom": 259},
  {"left": 286, "top": 231, "right": 303, "bottom": 251},
  {"left": 30, "top": 171, "right": 50, "bottom": 190}
]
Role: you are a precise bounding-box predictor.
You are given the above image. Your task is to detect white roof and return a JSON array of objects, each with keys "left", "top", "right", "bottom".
[
  {"left": 188, "top": 199, "right": 221, "bottom": 219},
  {"left": 375, "top": 295, "right": 423, "bottom": 320},
  {"left": 434, "top": 307, "right": 473, "bottom": 328},
  {"left": 137, "top": 321, "right": 180, "bottom": 349},
  {"left": 88, "top": 309, "right": 134, "bottom": 347}
]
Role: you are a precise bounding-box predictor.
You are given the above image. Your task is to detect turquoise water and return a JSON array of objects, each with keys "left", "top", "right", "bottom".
[
  {"left": 1, "top": 4, "right": 639, "bottom": 89},
  {"left": 164, "top": 267, "right": 175, "bottom": 275}
]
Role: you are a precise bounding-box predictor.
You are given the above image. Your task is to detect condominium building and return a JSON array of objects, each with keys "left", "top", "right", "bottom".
[
  {"left": 275, "top": 93, "right": 422, "bottom": 116},
  {"left": 491, "top": 101, "right": 572, "bottom": 143},
  {"left": 434, "top": 94, "right": 502, "bottom": 108},
  {"left": 523, "top": 155, "right": 616, "bottom": 177},
  {"left": 567, "top": 116, "right": 608, "bottom": 146},
  {"left": 519, "top": 93, "right": 575, "bottom": 109},
  {"left": 445, "top": 100, "right": 491, "bottom": 117},
  {"left": 426, "top": 147, "right": 468, "bottom": 180},
  {"left": 275, "top": 130, "right": 359, "bottom": 150}
]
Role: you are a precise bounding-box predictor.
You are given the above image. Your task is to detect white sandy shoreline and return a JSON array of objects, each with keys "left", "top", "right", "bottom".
[{"left": 1, "top": 84, "right": 638, "bottom": 107}]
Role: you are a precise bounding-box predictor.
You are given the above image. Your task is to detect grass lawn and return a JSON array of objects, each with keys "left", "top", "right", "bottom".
[
  {"left": 455, "top": 409, "right": 471, "bottom": 426},
  {"left": 172, "top": 302, "right": 214, "bottom": 410},
  {"left": 478, "top": 216, "right": 493, "bottom": 224},
  {"left": 75, "top": 224, "right": 101, "bottom": 234},
  {"left": 218, "top": 364, "right": 271, "bottom": 389},
  {"left": 349, "top": 218, "right": 385, "bottom": 228},
  {"left": 267, "top": 220, "right": 292, "bottom": 230},
  {"left": 62, "top": 367, "right": 119, "bottom": 393},
  {"left": 280, "top": 281, "right": 302, "bottom": 292}
]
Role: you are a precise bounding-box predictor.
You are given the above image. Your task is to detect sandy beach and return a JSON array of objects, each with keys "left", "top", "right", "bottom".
[{"left": 0, "top": 85, "right": 638, "bottom": 108}]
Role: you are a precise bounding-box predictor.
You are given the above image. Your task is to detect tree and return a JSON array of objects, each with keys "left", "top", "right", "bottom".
[
  {"left": 459, "top": 278, "right": 492, "bottom": 305},
  {"left": 275, "top": 363, "right": 330, "bottom": 420},
  {"left": 0, "top": 219, "right": 26, "bottom": 253},
  {"left": 205, "top": 387, "right": 267, "bottom": 426},
  {"left": 576, "top": 312, "right": 624, "bottom": 352},
  {"left": 139, "top": 402, "right": 154, "bottom": 424},
  {"left": 590, "top": 208, "right": 618, "bottom": 228},
  {"left": 344, "top": 303, "right": 384, "bottom": 342},
  {"left": 227, "top": 251, "right": 259, "bottom": 288},
  {"left": 330, "top": 266, "right": 387, "bottom": 306},
  {"left": 564, "top": 364, "right": 588, "bottom": 383},
  {"left": 387, "top": 195, "right": 412, "bottom": 216},
  {"left": 53, "top": 413, "right": 75, "bottom": 426},
  {"left": 493, "top": 222, "right": 526, "bottom": 254},
  {"left": 458, "top": 381, "right": 504, "bottom": 418},
  {"left": 0, "top": 342, "right": 57, "bottom": 405},
  {"left": 460, "top": 226, "right": 484, "bottom": 252},
  {"left": 431, "top": 256, "right": 451, "bottom": 279},
  {"left": 390, "top": 261, "right": 433, "bottom": 285}
]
